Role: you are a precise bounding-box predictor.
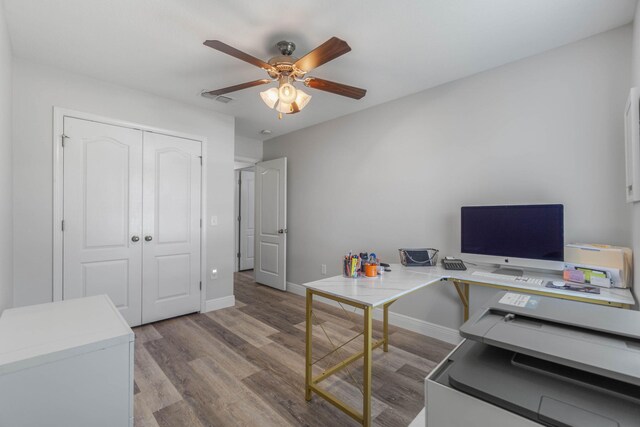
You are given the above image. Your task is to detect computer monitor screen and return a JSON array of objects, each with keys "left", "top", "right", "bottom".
[{"left": 461, "top": 204, "right": 564, "bottom": 262}]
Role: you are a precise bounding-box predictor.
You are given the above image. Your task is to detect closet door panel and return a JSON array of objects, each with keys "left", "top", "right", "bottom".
[
  {"left": 63, "top": 117, "right": 143, "bottom": 326},
  {"left": 142, "top": 132, "right": 202, "bottom": 324}
]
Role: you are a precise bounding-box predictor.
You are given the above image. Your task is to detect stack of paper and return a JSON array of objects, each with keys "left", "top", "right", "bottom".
[{"left": 564, "top": 244, "right": 632, "bottom": 288}]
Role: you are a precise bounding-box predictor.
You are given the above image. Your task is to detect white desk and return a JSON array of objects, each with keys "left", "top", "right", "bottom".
[
  {"left": 301, "top": 264, "right": 635, "bottom": 426},
  {"left": 413, "top": 264, "right": 634, "bottom": 320},
  {"left": 306, "top": 263, "right": 634, "bottom": 314}
]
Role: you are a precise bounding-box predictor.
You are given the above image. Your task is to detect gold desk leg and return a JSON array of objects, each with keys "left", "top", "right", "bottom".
[
  {"left": 452, "top": 281, "right": 470, "bottom": 322},
  {"left": 305, "top": 289, "right": 313, "bottom": 401},
  {"left": 363, "top": 306, "right": 373, "bottom": 427},
  {"left": 383, "top": 304, "right": 389, "bottom": 352},
  {"left": 464, "top": 282, "right": 470, "bottom": 322}
]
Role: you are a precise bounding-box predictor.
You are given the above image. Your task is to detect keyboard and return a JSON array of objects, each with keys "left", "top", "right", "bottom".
[
  {"left": 471, "top": 271, "right": 545, "bottom": 286},
  {"left": 442, "top": 259, "right": 467, "bottom": 271}
]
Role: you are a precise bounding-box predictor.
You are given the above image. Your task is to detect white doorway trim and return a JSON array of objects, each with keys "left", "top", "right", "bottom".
[
  {"left": 52, "top": 107, "right": 209, "bottom": 313},
  {"left": 235, "top": 155, "right": 260, "bottom": 164},
  {"left": 235, "top": 167, "right": 255, "bottom": 272},
  {"left": 234, "top": 157, "right": 258, "bottom": 171},
  {"left": 233, "top": 156, "right": 259, "bottom": 272},
  {"left": 234, "top": 170, "right": 241, "bottom": 272}
]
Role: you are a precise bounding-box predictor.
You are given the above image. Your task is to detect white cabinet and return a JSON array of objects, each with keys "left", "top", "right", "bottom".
[{"left": 0, "top": 295, "right": 134, "bottom": 427}]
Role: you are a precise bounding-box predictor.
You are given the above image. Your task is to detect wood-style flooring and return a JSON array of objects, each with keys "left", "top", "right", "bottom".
[{"left": 133, "top": 271, "right": 455, "bottom": 427}]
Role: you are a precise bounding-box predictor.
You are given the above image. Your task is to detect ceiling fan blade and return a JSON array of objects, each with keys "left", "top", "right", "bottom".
[
  {"left": 294, "top": 37, "right": 351, "bottom": 72},
  {"left": 203, "top": 79, "right": 272, "bottom": 96},
  {"left": 204, "top": 40, "right": 276, "bottom": 73},
  {"left": 304, "top": 77, "right": 367, "bottom": 99}
]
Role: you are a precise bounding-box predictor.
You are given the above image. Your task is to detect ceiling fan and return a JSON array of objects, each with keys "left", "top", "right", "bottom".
[{"left": 202, "top": 37, "right": 367, "bottom": 118}]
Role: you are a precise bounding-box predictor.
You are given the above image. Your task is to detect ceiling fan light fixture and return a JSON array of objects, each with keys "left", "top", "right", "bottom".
[
  {"left": 275, "top": 100, "right": 293, "bottom": 114},
  {"left": 260, "top": 87, "right": 279, "bottom": 109},
  {"left": 278, "top": 81, "right": 297, "bottom": 104},
  {"left": 294, "top": 89, "right": 312, "bottom": 111}
]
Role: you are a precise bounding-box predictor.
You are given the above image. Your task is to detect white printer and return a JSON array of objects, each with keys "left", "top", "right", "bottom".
[{"left": 426, "top": 292, "right": 640, "bottom": 427}]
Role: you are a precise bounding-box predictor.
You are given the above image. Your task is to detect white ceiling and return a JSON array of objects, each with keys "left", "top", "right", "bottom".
[{"left": 3, "top": 0, "right": 637, "bottom": 140}]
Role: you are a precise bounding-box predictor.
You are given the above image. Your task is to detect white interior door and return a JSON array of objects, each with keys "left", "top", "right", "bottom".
[
  {"left": 142, "top": 132, "right": 202, "bottom": 324},
  {"left": 63, "top": 117, "right": 143, "bottom": 326},
  {"left": 255, "top": 158, "right": 287, "bottom": 290},
  {"left": 240, "top": 170, "right": 255, "bottom": 271}
]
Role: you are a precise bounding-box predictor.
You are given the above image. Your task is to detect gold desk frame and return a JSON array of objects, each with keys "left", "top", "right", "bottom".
[
  {"left": 304, "top": 279, "right": 631, "bottom": 426},
  {"left": 304, "top": 288, "right": 394, "bottom": 426}
]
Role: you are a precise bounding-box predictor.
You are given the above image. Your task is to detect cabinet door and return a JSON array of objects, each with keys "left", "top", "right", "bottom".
[
  {"left": 63, "top": 117, "right": 143, "bottom": 326},
  {"left": 142, "top": 132, "right": 202, "bottom": 324}
]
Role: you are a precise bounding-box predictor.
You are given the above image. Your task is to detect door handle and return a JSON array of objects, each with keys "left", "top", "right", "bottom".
[
  {"left": 145, "top": 236, "right": 153, "bottom": 242},
  {"left": 278, "top": 229, "right": 288, "bottom": 234},
  {"left": 131, "top": 236, "right": 140, "bottom": 242}
]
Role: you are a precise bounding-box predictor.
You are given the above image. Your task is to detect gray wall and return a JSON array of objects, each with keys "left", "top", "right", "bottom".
[
  {"left": 0, "top": 4, "right": 12, "bottom": 312},
  {"left": 264, "top": 26, "right": 632, "bottom": 330},
  {"left": 12, "top": 59, "right": 236, "bottom": 307},
  {"left": 235, "top": 135, "right": 263, "bottom": 160}
]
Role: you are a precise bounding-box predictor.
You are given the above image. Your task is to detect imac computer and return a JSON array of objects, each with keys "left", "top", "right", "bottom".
[{"left": 461, "top": 204, "right": 564, "bottom": 273}]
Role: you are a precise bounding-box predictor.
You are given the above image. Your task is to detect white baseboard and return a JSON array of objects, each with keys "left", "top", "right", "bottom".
[
  {"left": 286, "top": 282, "right": 308, "bottom": 297},
  {"left": 203, "top": 295, "right": 235, "bottom": 313},
  {"left": 383, "top": 308, "right": 461, "bottom": 345},
  {"left": 286, "top": 282, "right": 461, "bottom": 345}
]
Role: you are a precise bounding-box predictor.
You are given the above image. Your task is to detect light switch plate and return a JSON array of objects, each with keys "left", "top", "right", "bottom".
[{"left": 210, "top": 216, "right": 218, "bottom": 226}]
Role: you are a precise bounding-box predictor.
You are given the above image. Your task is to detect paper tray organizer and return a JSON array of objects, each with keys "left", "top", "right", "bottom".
[{"left": 398, "top": 248, "right": 439, "bottom": 266}]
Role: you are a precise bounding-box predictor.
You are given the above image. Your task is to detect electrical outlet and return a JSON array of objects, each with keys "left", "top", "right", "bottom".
[
  {"left": 210, "top": 216, "right": 218, "bottom": 226},
  {"left": 210, "top": 269, "right": 218, "bottom": 280},
  {"left": 321, "top": 264, "right": 327, "bottom": 275}
]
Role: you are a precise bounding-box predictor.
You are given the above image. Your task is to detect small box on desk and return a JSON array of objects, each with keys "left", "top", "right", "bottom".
[{"left": 564, "top": 244, "right": 632, "bottom": 288}]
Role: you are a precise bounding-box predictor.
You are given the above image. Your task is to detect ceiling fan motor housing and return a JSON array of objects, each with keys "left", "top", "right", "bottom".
[
  {"left": 276, "top": 40, "right": 296, "bottom": 56},
  {"left": 266, "top": 41, "right": 304, "bottom": 79},
  {"left": 268, "top": 58, "right": 300, "bottom": 78}
]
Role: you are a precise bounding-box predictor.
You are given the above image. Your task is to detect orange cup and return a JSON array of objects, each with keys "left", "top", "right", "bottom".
[{"left": 364, "top": 264, "right": 378, "bottom": 277}]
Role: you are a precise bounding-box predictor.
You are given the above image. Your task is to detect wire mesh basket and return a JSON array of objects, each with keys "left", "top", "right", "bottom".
[{"left": 398, "top": 248, "right": 439, "bottom": 266}]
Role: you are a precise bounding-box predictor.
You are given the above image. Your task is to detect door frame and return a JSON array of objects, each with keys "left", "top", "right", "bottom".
[
  {"left": 52, "top": 107, "right": 209, "bottom": 313},
  {"left": 235, "top": 166, "right": 255, "bottom": 272},
  {"left": 233, "top": 157, "right": 259, "bottom": 272}
]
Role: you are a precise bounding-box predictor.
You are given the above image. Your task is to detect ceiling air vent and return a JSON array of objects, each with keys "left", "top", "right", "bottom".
[{"left": 200, "top": 91, "right": 233, "bottom": 104}]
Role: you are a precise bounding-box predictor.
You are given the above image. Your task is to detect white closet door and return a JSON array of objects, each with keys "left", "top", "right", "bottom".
[
  {"left": 63, "top": 117, "right": 143, "bottom": 326},
  {"left": 240, "top": 170, "right": 255, "bottom": 271},
  {"left": 142, "top": 132, "right": 202, "bottom": 324}
]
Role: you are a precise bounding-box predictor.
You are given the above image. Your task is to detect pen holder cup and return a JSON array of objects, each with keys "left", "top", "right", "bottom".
[
  {"left": 343, "top": 258, "right": 358, "bottom": 278},
  {"left": 364, "top": 264, "right": 378, "bottom": 277}
]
